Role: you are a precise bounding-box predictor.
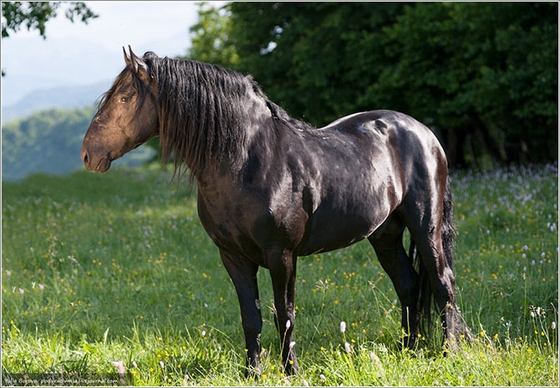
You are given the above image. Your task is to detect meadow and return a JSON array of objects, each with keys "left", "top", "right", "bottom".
[{"left": 2, "top": 163, "right": 558, "bottom": 386}]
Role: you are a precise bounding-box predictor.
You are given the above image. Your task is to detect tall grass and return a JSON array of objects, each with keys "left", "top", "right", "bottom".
[{"left": 2, "top": 163, "right": 558, "bottom": 385}]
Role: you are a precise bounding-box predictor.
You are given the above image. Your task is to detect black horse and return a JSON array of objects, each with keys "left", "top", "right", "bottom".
[{"left": 81, "top": 47, "right": 472, "bottom": 375}]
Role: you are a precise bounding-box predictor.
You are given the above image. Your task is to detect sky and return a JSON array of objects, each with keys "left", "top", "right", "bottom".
[{"left": 1, "top": 1, "right": 227, "bottom": 105}]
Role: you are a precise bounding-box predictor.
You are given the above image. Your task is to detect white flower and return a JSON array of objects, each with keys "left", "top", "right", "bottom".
[
  {"left": 111, "top": 360, "right": 125, "bottom": 375},
  {"left": 340, "top": 321, "right": 346, "bottom": 334}
]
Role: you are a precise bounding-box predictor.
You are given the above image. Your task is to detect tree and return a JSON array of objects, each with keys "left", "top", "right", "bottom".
[
  {"left": 228, "top": 2, "right": 408, "bottom": 124},
  {"left": 187, "top": 2, "right": 238, "bottom": 68},
  {"left": 1, "top": 1, "right": 97, "bottom": 39},
  {"left": 2, "top": 1, "right": 98, "bottom": 76},
  {"left": 368, "top": 2, "right": 557, "bottom": 166}
]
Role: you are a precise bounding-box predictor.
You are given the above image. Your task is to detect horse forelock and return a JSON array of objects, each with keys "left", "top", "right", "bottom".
[{"left": 96, "top": 66, "right": 147, "bottom": 115}]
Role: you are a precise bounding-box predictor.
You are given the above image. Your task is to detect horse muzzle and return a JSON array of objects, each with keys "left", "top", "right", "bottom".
[{"left": 81, "top": 146, "right": 112, "bottom": 173}]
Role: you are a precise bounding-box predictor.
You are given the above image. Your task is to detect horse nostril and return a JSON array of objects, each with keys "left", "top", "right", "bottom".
[{"left": 81, "top": 148, "right": 90, "bottom": 165}]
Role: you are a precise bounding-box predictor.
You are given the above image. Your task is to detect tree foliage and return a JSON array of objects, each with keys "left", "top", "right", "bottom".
[
  {"left": 1, "top": 1, "right": 98, "bottom": 39},
  {"left": 189, "top": 2, "right": 557, "bottom": 168},
  {"left": 187, "top": 2, "right": 238, "bottom": 68}
]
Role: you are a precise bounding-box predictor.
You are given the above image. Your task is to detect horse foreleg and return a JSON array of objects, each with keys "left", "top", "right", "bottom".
[
  {"left": 268, "top": 250, "right": 299, "bottom": 374},
  {"left": 219, "top": 250, "right": 262, "bottom": 376}
]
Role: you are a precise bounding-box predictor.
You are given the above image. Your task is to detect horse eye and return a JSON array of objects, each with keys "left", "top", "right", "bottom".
[{"left": 119, "top": 96, "right": 129, "bottom": 103}]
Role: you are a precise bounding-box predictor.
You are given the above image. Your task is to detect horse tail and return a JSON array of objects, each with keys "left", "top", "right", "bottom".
[
  {"left": 442, "top": 178, "right": 457, "bottom": 270},
  {"left": 410, "top": 178, "right": 456, "bottom": 339}
]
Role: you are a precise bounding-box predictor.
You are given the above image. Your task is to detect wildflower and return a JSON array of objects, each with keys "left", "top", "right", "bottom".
[
  {"left": 552, "top": 322, "right": 556, "bottom": 330},
  {"left": 344, "top": 342, "right": 352, "bottom": 353},
  {"left": 160, "top": 361, "right": 165, "bottom": 369},
  {"left": 541, "top": 252, "right": 546, "bottom": 258},
  {"left": 19, "top": 288, "right": 24, "bottom": 295},
  {"left": 132, "top": 361, "right": 137, "bottom": 368},
  {"left": 286, "top": 320, "right": 291, "bottom": 330},
  {"left": 531, "top": 260, "right": 536, "bottom": 266},
  {"left": 340, "top": 321, "right": 346, "bottom": 334},
  {"left": 289, "top": 341, "right": 296, "bottom": 350},
  {"left": 369, "top": 351, "right": 381, "bottom": 365},
  {"left": 201, "top": 330, "right": 206, "bottom": 337},
  {"left": 5, "top": 270, "right": 11, "bottom": 276},
  {"left": 319, "top": 374, "right": 326, "bottom": 381},
  {"left": 111, "top": 360, "right": 125, "bottom": 375},
  {"left": 39, "top": 284, "right": 44, "bottom": 291}
]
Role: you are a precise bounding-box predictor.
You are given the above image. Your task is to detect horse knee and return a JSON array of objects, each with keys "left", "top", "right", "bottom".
[{"left": 242, "top": 316, "right": 263, "bottom": 339}]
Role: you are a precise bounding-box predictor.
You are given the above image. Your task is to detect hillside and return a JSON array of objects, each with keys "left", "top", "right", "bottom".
[
  {"left": 1, "top": 107, "right": 154, "bottom": 181},
  {"left": 2, "top": 81, "right": 112, "bottom": 124}
]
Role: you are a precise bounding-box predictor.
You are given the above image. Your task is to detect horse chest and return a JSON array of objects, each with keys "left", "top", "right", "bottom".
[{"left": 196, "top": 185, "right": 307, "bottom": 265}]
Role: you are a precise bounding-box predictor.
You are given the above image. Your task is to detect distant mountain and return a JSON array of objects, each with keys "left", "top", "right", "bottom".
[{"left": 2, "top": 81, "right": 112, "bottom": 124}]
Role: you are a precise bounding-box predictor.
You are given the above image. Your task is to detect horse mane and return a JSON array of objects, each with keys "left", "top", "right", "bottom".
[
  {"left": 133, "top": 55, "right": 312, "bottom": 182},
  {"left": 135, "top": 57, "right": 240, "bottom": 179}
]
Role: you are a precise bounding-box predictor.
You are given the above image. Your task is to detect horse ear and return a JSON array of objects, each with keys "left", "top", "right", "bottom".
[
  {"left": 123, "top": 46, "right": 131, "bottom": 66},
  {"left": 125, "top": 45, "right": 151, "bottom": 79}
]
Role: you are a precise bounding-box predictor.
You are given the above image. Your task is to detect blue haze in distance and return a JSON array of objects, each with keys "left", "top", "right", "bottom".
[{"left": 1, "top": 1, "right": 227, "bottom": 121}]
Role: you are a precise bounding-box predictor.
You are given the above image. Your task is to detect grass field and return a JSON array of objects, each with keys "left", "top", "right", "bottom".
[{"left": 2, "top": 163, "right": 558, "bottom": 386}]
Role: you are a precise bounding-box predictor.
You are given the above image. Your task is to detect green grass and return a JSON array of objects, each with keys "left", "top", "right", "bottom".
[{"left": 2, "top": 163, "right": 558, "bottom": 386}]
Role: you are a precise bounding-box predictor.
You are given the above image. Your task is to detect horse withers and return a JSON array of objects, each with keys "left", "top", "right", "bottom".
[{"left": 81, "top": 47, "right": 473, "bottom": 375}]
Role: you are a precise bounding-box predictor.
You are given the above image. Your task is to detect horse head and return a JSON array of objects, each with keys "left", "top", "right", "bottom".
[{"left": 81, "top": 46, "right": 159, "bottom": 172}]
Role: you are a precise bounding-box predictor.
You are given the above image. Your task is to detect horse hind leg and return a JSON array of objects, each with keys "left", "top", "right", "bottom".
[
  {"left": 404, "top": 190, "right": 473, "bottom": 350},
  {"left": 368, "top": 214, "right": 420, "bottom": 349}
]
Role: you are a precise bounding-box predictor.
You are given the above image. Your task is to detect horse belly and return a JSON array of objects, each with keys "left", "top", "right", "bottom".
[{"left": 296, "top": 203, "right": 389, "bottom": 256}]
